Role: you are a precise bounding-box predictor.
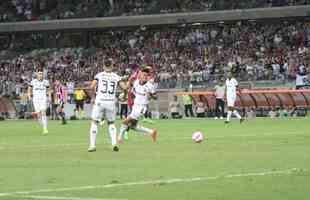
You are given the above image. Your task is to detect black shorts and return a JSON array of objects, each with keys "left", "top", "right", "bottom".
[
  {"left": 54, "top": 101, "right": 64, "bottom": 110},
  {"left": 59, "top": 101, "right": 65, "bottom": 109},
  {"left": 75, "top": 100, "right": 84, "bottom": 110}
]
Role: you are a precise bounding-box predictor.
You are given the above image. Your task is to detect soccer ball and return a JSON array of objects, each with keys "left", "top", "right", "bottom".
[{"left": 192, "top": 132, "right": 204, "bottom": 143}]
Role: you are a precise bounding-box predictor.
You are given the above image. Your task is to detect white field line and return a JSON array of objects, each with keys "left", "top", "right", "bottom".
[
  {"left": 0, "top": 131, "right": 307, "bottom": 150},
  {"left": 0, "top": 168, "right": 299, "bottom": 198},
  {"left": 16, "top": 195, "right": 127, "bottom": 200}
]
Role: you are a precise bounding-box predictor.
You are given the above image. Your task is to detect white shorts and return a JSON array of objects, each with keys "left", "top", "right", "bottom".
[
  {"left": 227, "top": 95, "right": 236, "bottom": 107},
  {"left": 91, "top": 101, "right": 116, "bottom": 122},
  {"left": 129, "top": 104, "right": 147, "bottom": 120},
  {"left": 33, "top": 100, "right": 47, "bottom": 113}
]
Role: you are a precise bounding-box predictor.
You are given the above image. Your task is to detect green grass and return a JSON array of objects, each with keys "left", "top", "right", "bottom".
[{"left": 0, "top": 118, "right": 310, "bottom": 200}]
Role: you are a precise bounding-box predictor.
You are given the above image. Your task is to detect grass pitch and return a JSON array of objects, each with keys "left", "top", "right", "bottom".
[{"left": 0, "top": 118, "right": 309, "bottom": 200}]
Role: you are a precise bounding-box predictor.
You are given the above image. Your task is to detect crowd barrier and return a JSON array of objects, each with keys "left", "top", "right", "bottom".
[{"left": 176, "top": 89, "right": 310, "bottom": 109}]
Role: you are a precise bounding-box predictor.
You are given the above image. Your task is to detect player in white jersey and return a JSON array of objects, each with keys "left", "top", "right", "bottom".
[
  {"left": 28, "top": 69, "right": 50, "bottom": 134},
  {"left": 225, "top": 72, "right": 244, "bottom": 123},
  {"left": 88, "top": 60, "right": 127, "bottom": 152},
  {"left": 118, "top": 68, "right": 158, "bottom": 143}
]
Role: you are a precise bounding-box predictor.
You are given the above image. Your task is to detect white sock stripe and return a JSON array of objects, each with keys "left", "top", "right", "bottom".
[
  {"left": 90, "top": 123, "right": 98, "bottom": 148},
  {"left": 108, "top": 124, "right": 117, "bottom": 146}
]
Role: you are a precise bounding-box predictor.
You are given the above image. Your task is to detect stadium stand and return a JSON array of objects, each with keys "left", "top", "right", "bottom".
[
  {"left": 1, "top": 0, "right": 310, "bottom": 22},
  {"left": 1, "top": 19, "right": 309, "bottom": 94},
  {"left": 1, "top": 2, "right": 310, "bottom": 118}
]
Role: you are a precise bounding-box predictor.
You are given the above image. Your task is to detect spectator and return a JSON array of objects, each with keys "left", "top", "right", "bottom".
[
  {"left": 66, "top": 80, "right": 75, "bottom": 104},
  {"left": 169, "top": 95, "right": 182, "bottom": 119},
  {"left": 182, "top": 91, "right": 194, "bottom": 117},
  {"left": 246, "top": 107, "right": 256, "bottom": 119},
  {"left": 50, "top": 87, "right": 59, "bottom": 120},
  {"left": 288, "top": 106, "right": 297, "bottom": 117},
  {"left": 296, "top": 71, "right": 309, "bottom": 89},
  {"left": 74, "top": 87, "right": 86, "bottom": 119},
  {"left": 214, "top": 78, "right": 225, "bottom": 119},
  {"left": 269, "top": 108, "right": 278, "bottom": 118},
  {"left": 279, "top": 107, "right": 289, "bottom": 118},
  {"left": 196, "top": 95, "right": 206, "bottom": 118},
  {"left": 19, "top": 89, "right": 29, "bottom": 115}
]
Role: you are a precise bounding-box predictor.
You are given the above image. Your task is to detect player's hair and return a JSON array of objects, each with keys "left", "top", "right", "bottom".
[
  {"left": 140, "top": 66, "right": 151, "bottom": 73},
  {"left": 36, "top": 68, "right": 44, "bottom": 73},
  {"left": 104, "top": 59, "right": 112, "bottom": 67}
]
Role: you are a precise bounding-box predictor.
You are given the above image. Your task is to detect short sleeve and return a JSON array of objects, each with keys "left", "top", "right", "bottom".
[
  {"left": 45, "top": 80, "right": 50, "bottom": 88},
  {"left": 29, "top": 80, "right": 34, "bottom": 87},
  {"left": 94, "top": 73, "right": 100, "bottom": 81},
  {"left": 116, "top": 74, "right": 122, "bottom": 82},
  {"left": 234, "top": 79, "right": 238, "bottom": 86}
]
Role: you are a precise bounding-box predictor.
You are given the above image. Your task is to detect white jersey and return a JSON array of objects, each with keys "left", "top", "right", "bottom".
[
  {"left": 94, "top": 71, "right": 121, "bottom": 102},
  {"left": 132, "top": 79, "right": 156, "bottom": 105},
  {"left": 226, "top": 78, "right": 238, "bottom": 97},
  {"left": 30, "top": 79, "right": 49, "bottom": 101},
  {"left": 215, "top": 85, "right": 225, "bottom": 99}
]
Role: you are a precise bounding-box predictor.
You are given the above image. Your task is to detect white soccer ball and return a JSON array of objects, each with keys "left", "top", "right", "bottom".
[{"left": 192, "top": 132, "right": 204, "bottom": 143}]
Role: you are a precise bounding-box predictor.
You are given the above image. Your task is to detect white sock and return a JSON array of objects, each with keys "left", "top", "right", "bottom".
[
  {"left": 227, "top": 111, "right": 232, "bottom": 121},
  {"left": 233, "top": 110, "right": 242, "bottom": 119},
  {"left": 108, "top": 124, "right": 117, "bottom": 146},
  {"left": 133, "top": 125, "right": 153, "bottom": 135},
  {"left": 89, "top": 122, "right": 98, "bottom": 148},
  {"left": 119, "top": 124, "right": 128, "bottom": 139},
  {"left": 38, "top": 115, "right": 43, "bottom": 126},
  {"left": 42, "top": 115, "right": 48, "bottom": 129}
]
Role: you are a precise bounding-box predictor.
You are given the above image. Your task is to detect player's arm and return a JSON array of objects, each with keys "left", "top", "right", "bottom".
[
  {"left": 147, "top": 77, "right": 157, "bottom": 100},
  {"left": 27, "top": 84, "right": 32, "bottom": 101},
  {"left": 48, "top": 88, "right": 52, "bottom": 103},
  {"left": 126, "top": 78, "right": 133, "bottom": 90},
  {"left": 89, "top": 79, "right": 98, "bottom": 103},
  {"left": 63, "top": 87, "right": 68, "bottom": 103},
  {"left": 45, "top": 81, "right": 51, "bottom": 103},
  {"left": 90, "top": 79, "right": 97, "bottom": 93},
  {"left": 213, "top": 85, "right": 217, "bottom": 97}
]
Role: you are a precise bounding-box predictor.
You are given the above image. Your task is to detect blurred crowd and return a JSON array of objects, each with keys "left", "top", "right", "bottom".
[
  {"left": 1, "top": 0, "right": 310, "bottom": 22},
  {"left": 1, "top": 20, "right": 310, "bottom": 98}
]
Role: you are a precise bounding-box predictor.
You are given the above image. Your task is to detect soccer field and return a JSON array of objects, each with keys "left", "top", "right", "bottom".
[{"left": 0, "top": 118, "right": 309, "bottom": 200}]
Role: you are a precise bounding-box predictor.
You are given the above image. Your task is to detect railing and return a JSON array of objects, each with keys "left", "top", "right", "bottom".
[
  {"left": 175, "top": 89, "right": 310, "bottom": 109},
  {"left": 0, "top": 6, "right": 310, "bottom": 32}
]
